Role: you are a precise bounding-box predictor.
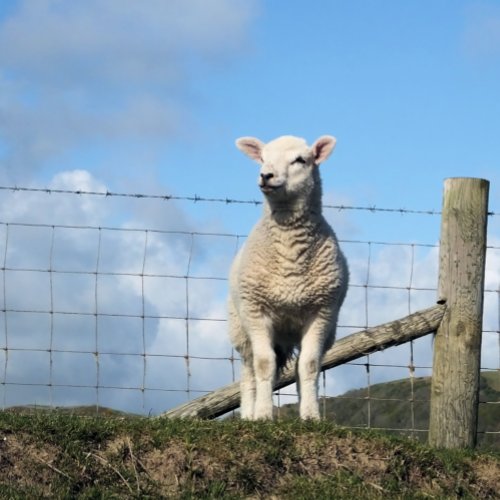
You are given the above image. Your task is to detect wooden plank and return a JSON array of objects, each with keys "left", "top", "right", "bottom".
[
  {"left": 429, "top": 177, "right": 489, "bottom": 448},
  {"left": 161, "top": 304, "right": 446, "bottom": 419}
]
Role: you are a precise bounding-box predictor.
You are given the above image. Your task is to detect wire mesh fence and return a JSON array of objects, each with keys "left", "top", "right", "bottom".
[{"left": 0, "top": 185, "right": 498, "bottom": 445}]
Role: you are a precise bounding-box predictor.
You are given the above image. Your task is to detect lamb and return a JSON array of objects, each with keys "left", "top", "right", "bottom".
[{"left": 228, "top": 134, "right": 349, "bottom": 420}]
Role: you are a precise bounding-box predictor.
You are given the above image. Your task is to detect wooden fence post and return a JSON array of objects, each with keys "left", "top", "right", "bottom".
[{"left": 429, "top": 177, "right": 489, "bottom": 448}]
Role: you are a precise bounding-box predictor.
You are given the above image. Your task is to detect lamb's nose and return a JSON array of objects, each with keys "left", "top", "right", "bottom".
[{"left": 260, "top": 173, "right": 274, "bottom": 181}]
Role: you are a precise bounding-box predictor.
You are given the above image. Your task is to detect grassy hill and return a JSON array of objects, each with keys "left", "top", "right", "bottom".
[
  {"left": 1, "top": 414, "right": 499, "bottom": 498},
  {"left": 1, "top": 373, "right": 498, "bottom": 496},
  {"left": 278, "top": 372, "right": 500, "bottom": 450}
]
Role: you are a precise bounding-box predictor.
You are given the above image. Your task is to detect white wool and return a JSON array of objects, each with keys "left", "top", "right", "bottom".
[{"left": 228, "top": 134, "right": 349, "bottom": 420}]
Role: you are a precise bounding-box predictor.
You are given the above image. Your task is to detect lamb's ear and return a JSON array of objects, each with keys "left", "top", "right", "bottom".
[
  {"left": 312, "top": 135, "right": 337, "bottom": 165},
  {"left": 235, "top": 137, "right": 265, "bottom": 163}
]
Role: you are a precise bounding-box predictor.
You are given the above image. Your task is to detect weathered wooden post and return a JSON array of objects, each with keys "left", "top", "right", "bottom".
[{"left": 429, "top": 177, "right": 489, "bottom": 448}]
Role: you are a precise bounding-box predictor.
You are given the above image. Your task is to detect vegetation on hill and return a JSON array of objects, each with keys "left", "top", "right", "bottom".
[
  {"left": 278, "top": 372, "right": 500, "bottom": 451},
  {"left": 1, "top": 413, "right": 499, "bottom": 498}
]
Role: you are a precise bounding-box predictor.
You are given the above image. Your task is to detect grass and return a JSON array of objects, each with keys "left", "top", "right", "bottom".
[
  {"left": 1, "top": 412, "right": 499, "bottom": 498},
  {"left": 278, "top": 373, "right": 500, "bottom": 451}
]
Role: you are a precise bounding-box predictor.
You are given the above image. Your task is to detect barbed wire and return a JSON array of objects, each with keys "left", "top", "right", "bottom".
[
  {"left": 1, "top": 184, "right": 499, "bottom": 217},
  {"left": 0, "top": 185, "right": 451, "bottom": 215}
]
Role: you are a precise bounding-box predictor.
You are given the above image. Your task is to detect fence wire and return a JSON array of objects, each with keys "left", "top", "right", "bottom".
[
  {"left": 0, "top": 186, "right": 498, "bottom": 447},
  {"left": 0, "top": 185, "right": 447, "bottom": 214}
]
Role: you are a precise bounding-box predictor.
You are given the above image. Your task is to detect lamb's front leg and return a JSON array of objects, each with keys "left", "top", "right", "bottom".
[
  {"left": 249, "top": 324, "right": 276, "bottom": 420},
  {"left": 298, "top": 314, "right": 335, "bottom": 420}
]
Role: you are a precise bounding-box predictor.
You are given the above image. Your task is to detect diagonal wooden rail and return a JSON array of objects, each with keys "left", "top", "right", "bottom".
[{"left": 160, "top": 304, "right": 446, "bottom": 419}]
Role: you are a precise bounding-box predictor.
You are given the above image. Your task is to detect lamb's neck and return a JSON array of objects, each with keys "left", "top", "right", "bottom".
[
  {"left": 263, "top": 197, "right": 323, "bottom": 228},
  {"left": 264, "top": 176, "right": 324, "bottom": 226}
]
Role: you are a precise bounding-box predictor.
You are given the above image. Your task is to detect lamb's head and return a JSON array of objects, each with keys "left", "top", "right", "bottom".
[{"left": 235, "top": 135, "right": 336, "bottom": 204}]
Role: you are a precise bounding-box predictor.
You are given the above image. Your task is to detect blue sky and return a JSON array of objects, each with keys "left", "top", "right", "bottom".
[
  {"left": 0, "top": 1, "right": 499, "bottom": 414},
  {"left": 1, "top": 0, "right": 499, "bottom": 230}
]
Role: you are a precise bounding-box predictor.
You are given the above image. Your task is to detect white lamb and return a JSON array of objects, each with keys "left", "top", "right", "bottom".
[{"left": 228, "top": 134, "right": 349, "bottom": 420}]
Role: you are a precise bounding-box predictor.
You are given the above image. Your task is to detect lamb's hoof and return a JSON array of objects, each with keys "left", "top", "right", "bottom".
[
  {"left": 300, "top": 411, "right": 321, "bottom": 421},
  {"left": 253, "top": 411, "right": 273, "bottom": 420}
]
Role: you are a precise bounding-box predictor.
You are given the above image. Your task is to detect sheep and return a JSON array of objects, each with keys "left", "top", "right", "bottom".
[{"left": 228, "top": 134, "right": 349, "bottom": 420}]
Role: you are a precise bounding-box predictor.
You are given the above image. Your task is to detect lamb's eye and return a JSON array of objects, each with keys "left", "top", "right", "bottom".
[{"left": 293, "top": 156, "right": 306, "bottom": 165}]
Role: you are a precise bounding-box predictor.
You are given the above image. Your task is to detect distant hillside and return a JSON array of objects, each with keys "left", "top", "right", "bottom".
[
  {"left": 278, "top": 372, "right": 500, "bottom": 450},
  {"left": 5, "top": 405, "right": 135, "bottom": 418}
]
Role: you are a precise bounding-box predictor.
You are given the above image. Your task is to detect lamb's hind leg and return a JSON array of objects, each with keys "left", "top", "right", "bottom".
[
  {"left": 298, "top": 314, "right": 336, "bottom": 420},
  {"left": 228, "top": 300, "right": 255, "bottom": 419},
  {"left": 239, "top": 350, "right": 256, "bottom": 419}
]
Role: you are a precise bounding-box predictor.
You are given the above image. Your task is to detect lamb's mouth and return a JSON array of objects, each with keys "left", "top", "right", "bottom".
[{"left": 260, "top": 184, "right": 283, "bottom": 195}]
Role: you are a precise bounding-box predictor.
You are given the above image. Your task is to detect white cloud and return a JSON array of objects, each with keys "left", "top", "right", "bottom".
[
  {"left": 1, "top": 170, "right": 110, "bottom": 226},
  {"left": 0, "top": 0, "right": 259, "bottom": 179},
  {"left": 0, "top": 0, "right": 256, "bottom": 84},
  {"left": 0, "top": 169, "right": 234, "bottom": 413}
]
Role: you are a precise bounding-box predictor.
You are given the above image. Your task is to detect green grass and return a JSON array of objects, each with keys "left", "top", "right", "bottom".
[
  {"left": 279, "top": 372, "right": 500, "bottom": 451},
  {"left": 483, "top": 371, "right": 500, "bottom": 392},
  {"left": 1, "top": 413, "right": 499, "bottom": 498}
]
